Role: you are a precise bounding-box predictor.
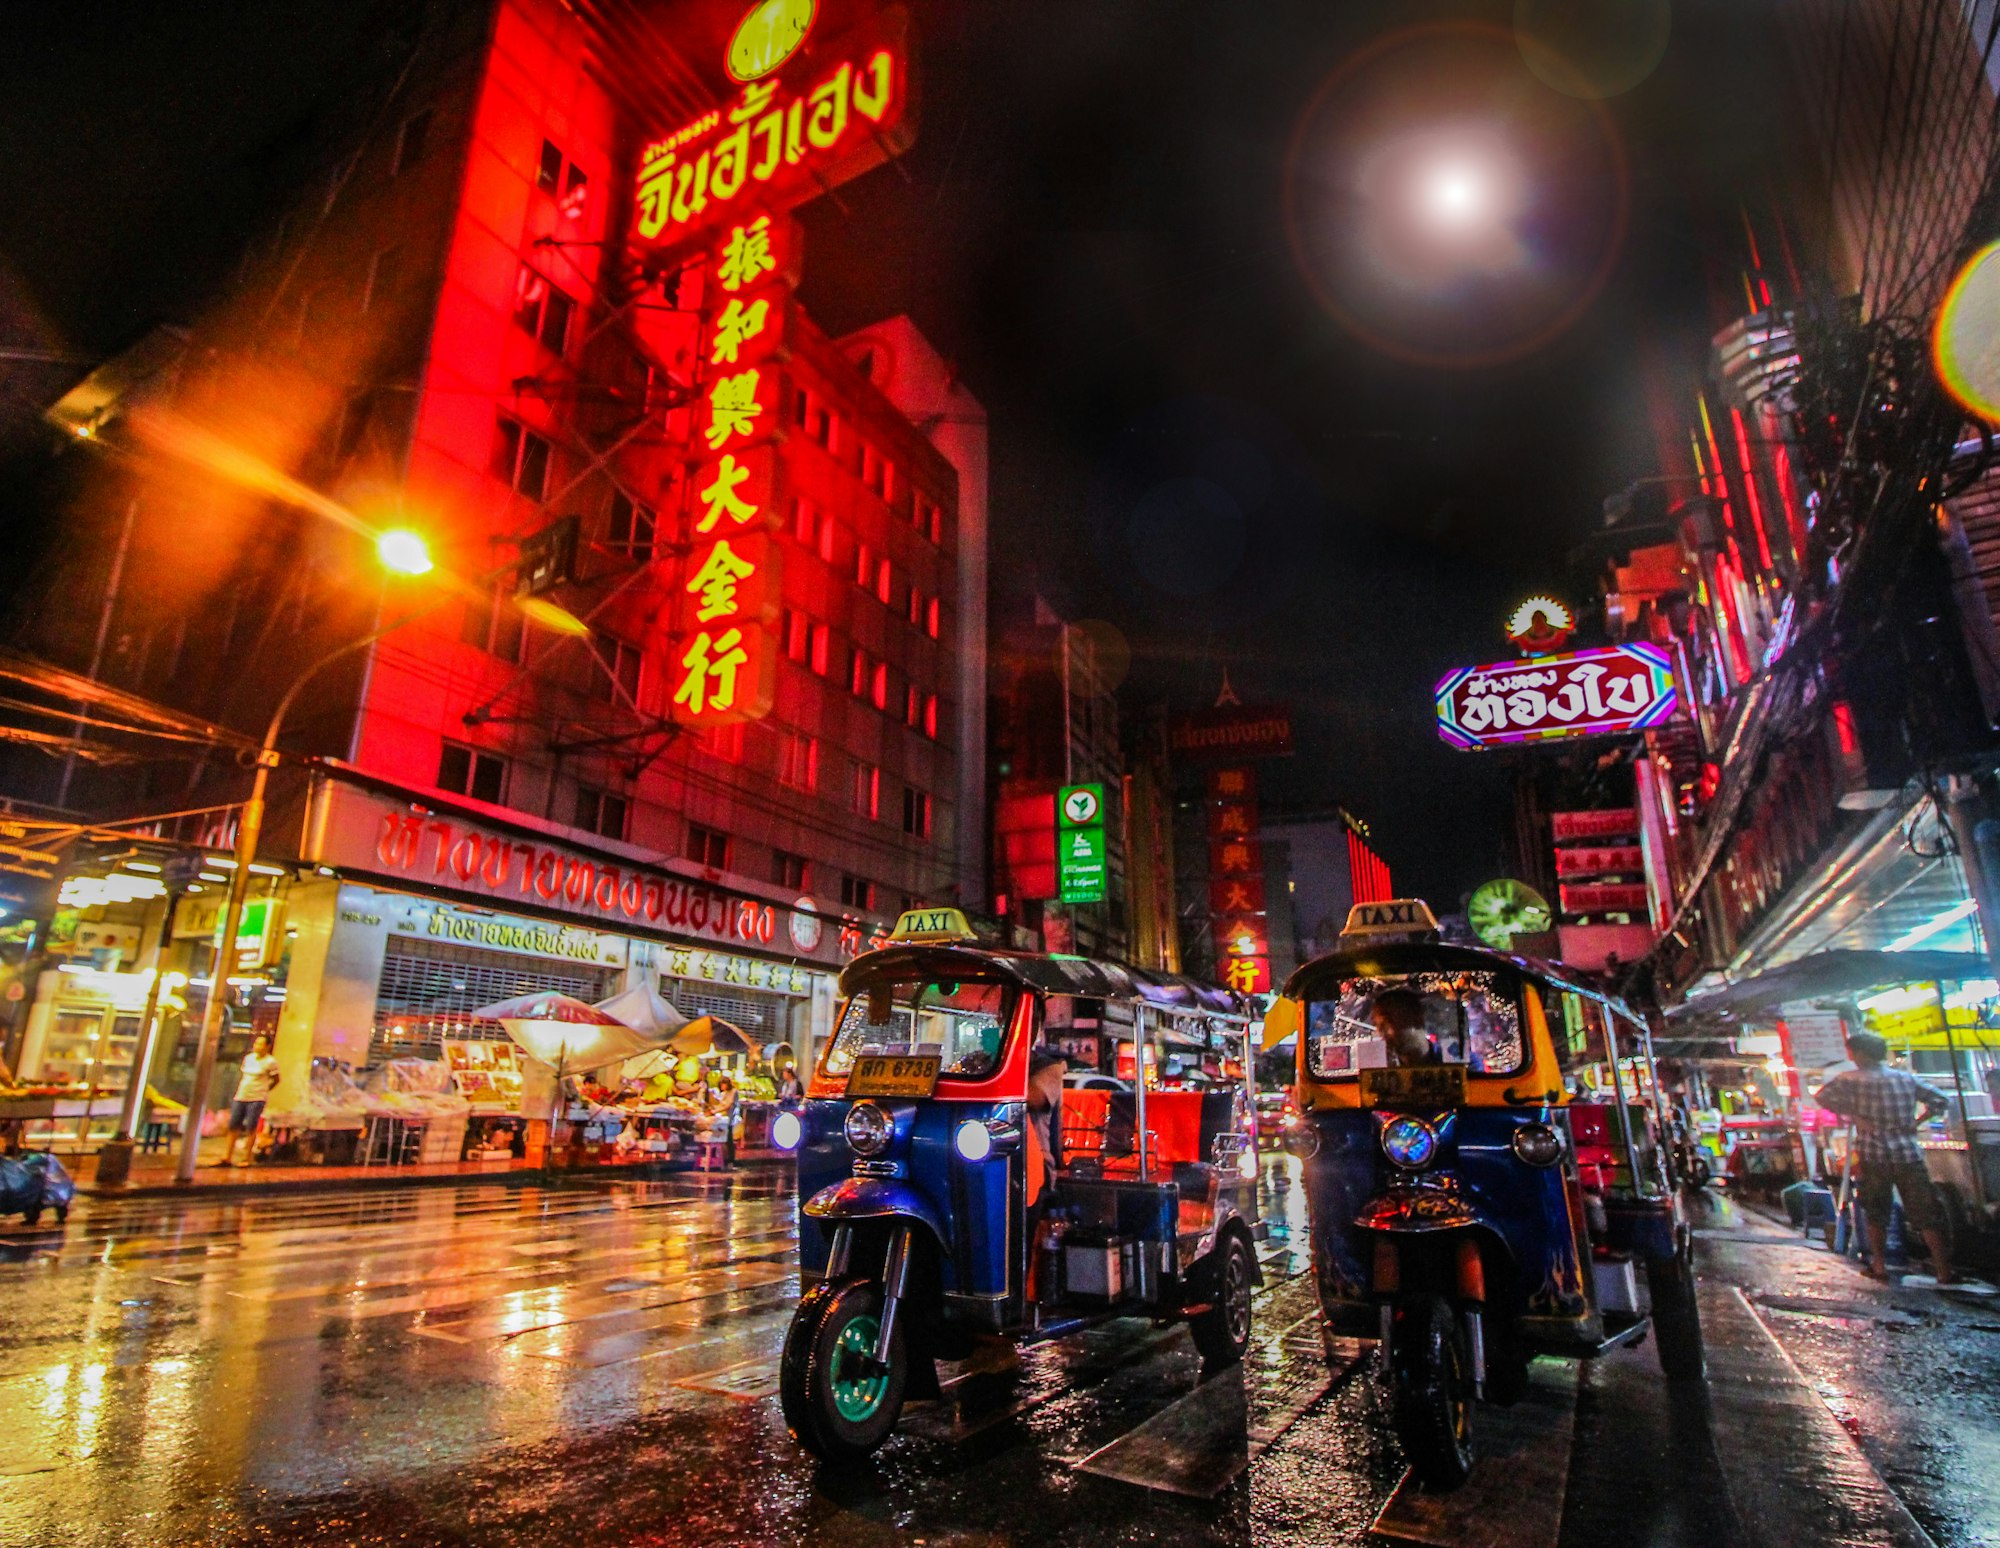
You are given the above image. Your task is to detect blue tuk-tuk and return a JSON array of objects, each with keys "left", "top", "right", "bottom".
[
  {"left": 775, "top": 908, "right": 1263, "bottom": 1460},
  {"left": 1273, "top": 900, "right": 1703, "bottom": 1489}
]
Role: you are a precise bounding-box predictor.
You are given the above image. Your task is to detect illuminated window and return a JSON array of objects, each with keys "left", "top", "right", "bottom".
[
  {"left": 901, "top": 787, "right": 932, "bottom": 840},
  {"left": 607, "top": 491, "right": 656, "bottom": 560},
  {"left": 560, "top": 162, "right": 589, "bottom": 219},
  {"left": 818, "top": 516, "right": 836, "bottom": 563},
  {"left": 574, "top": 787, "right": 629, "bottom": 840},
  {"left": 514, "top": 266, "right": 574, "bottom": 355},
  {"left": 695, "top": 722, "right": 744, "bottom": 761},
  {"left": 871, "top": 661, "right": 889, "bottom": 712},
  {"left": 591, "top": 634, "right": 642, "bottom": 702},
  {"left": 810, "top": 622, "right": 831, "bottom": 676},
  {"left": 460, "top": 586, "right": 524, "bottom": 663},
  {"left": 921, "top": 500, "right": 946, "bottom": 547},
  {"left": 875, "top": 558, "right": 893, "bottom": 606},
  {"left": 783, "top": 609, "right": 811, "bottom": 663},
  {"left": 774, "top": 850, "right": 810, "bottom": 891},
  {"left": 907, "top": 587, "right": 924, "bottom": 627},
  {"left": 364, "top": 246, "right": 405, "bottom": 312},
  {"left": 924, "top": 693, "right": 940, "bottom": 739},
  {"left": 926, "top": 596, "right": 941, "bottom": 639},
  {"left": 854, "top": 542, "right": 872, "bottom": 589},
  {"left": 861, "top": 445, "right": 896, "bottom": 500},
  {"left": 840, "top": 874, "right": 875, "bottom": 911},
  {"left": 779, "top": 730, "right": 820, "bottom": 791},
  {"left": 438, "top": 741, "right": 506, "bottom": 804},
  {"left": 791, "top": 496, "right": 819, "bottom": 546},
  {"left": 537, "top": 139, "right": 565, "bottom": 193},
  {"left": 904, "top": 684, "right": 922, "bottom": 728},
  {"left": 393, "top": 109, "right": 433, "bottom": 177},
  {"left": 492, "top": 418, "right": 551, "bottom": 500},
  {"left": 852, "top": 762, "right": 880, "bottom": 819},
  {"left": 686, "top": 823, "right": 731, "bottom": 870},
  {"left": 850, "top": 647, "right": 870, "bottom": 697}
]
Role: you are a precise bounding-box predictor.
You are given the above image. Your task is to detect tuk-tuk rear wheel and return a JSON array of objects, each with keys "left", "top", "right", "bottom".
[
  {"left": 1389, "top": 1292, "right": 1475, "bottom": 1491},
  {"left": 1646, "top": 1247, "right": 1705, "bottom": 1382},
  {"left": 1189, "top": 1233, "right": 1255, "bottom": 1370},
  {"left": 779, "top": 1277, "right": 908, "bottom": 1461}
]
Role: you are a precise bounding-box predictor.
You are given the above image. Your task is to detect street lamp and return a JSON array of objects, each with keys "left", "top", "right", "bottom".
[{"left": 173, "top": 533, "right": 586, "bottom": 1183}]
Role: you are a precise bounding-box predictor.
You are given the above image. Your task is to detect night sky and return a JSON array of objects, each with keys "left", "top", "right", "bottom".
[{"left": 0, "top": 0, "right": 1781, "bottom": 909}]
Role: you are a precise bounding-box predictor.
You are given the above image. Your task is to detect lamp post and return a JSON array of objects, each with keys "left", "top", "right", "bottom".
[{"left": 173, "top": 530, "right": 436, "bottom": 1183}]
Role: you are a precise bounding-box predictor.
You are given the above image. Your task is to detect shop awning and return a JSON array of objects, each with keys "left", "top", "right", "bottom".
[{"left": 1665, "top": 948, "right": 1992, "bottom": 1044}]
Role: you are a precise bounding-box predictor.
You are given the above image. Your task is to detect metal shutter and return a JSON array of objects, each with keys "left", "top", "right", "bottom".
[
  {"left": 372, "top": 937, "right": 621, "bottom": 1064},
  {"left": 670, "top": 985, "right": 781, "bottom": 1042}
]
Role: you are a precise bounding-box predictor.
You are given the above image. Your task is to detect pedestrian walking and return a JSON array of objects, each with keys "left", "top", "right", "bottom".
[{"left": 1814, "top": 1031, "right": 1956, "bottom": 1284}]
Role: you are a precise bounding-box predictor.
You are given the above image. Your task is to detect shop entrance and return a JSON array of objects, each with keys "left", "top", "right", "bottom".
[{"left": 372, "top": 937, "right": 621, "bottom": 1064}]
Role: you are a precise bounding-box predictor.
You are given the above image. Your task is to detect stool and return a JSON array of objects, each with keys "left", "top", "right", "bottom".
[
  {"left": 140, "top": 1120, "right": 173, "bottom": 1153},
  {"left": 694, "top": 1138, "right": 730, "bottom": 1172}
]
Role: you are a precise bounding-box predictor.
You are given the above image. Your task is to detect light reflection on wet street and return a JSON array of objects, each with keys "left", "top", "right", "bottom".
[{"left": 0, "top": 1164, "right": 1989, "bottom": 1547}]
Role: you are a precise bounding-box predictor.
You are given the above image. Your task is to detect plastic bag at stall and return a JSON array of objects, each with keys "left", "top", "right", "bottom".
[
  {"left": 264, "top": 1062, "right": 371, "bottom": 1129},
  {"left": 361, "top": 1059, "right": 471, "bottom": 1117}
]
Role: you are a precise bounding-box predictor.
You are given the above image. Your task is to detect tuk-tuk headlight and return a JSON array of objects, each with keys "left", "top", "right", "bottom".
[
  {"left": 844, "top": 1102, "right": 892, "bottom": 1157},
  {"left": 770, "top": 1110, "right": 803, "bottom": 1152},
  {"left": 1282, "top": 1118, "right": 1320, "bottom": 1159},
  {"left": 1511, "top": 1122, "right": 1564, "bottom": 1168},
  {"left": 1380, "top": 1115, "right": 1438, "bottom": 1170},
  {"left": 954, "top": 1119, "right": 994, "bottom": 1161}
]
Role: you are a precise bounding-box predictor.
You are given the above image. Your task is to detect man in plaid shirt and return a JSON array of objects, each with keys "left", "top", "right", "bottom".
[{"left": 1815, "top": 1031, "right": 1957, "bottom": 1284}]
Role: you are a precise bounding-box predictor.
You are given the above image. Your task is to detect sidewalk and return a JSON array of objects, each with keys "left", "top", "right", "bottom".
[{"left": 77, "top": 1150, "right": 549, "bottom": 1198}]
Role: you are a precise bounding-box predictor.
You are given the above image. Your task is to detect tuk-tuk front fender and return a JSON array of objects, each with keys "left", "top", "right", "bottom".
[{"left": 804, "top": 1175, "right": 950, "bottom": 1251}]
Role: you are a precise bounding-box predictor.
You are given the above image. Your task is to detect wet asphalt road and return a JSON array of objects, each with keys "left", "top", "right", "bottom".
[{"left": 0, "top": 1162, "right": 1990, "bottom": 1548}]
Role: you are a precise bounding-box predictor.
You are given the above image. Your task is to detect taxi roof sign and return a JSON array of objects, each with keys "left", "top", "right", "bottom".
[
  {"left": 889, "top": 907, "right": 977, "bottom": 944},
  {"left": 1340, "top": 899, "right": 1441, "bottom": 942}
]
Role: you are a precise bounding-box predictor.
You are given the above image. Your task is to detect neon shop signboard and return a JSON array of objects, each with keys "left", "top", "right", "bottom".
[
  {"left": 1434, "top": 643, "right": 1678, "bottom": 750},
  {"left": 633, "top": 7, "right": 915, "bottom": 256}
]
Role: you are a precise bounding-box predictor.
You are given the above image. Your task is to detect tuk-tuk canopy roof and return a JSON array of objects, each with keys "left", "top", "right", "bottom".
[
  {"left": 1282, "top": 939, "right": 1642, "bottom": 1026},
  {"left": 839, "top": 942, "right": 1249, "bottom": 1019}
]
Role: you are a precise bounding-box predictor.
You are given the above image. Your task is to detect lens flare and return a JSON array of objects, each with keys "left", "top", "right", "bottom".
[
  {"left": 375, "top": 528, "right": 434, "bottom": 576},
  {"left": 1935, "top": 239, "right": 2000, "bottom": 424}
]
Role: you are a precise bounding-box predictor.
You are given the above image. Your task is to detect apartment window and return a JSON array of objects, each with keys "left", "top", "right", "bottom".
[
  {"left": 779, "top": 730, "right": 820, "bottom": 792},
  {"left": 438, "top": 741, "right": 506, "bottom": 804},
  {"left": 791, "top": 496, "right": 819, "bottom": 547},
  {"left": 907, "top": 588, "right": 924, "bottom": 628},
  {"left": 774, "top": 850, "right": 810, "bottom": 891},
  {"left": 607, "top": 491, "right": 656, "bottom": 560},
  {"left": 514, "top": 267, "right": 574, "bottom": 355},
  {"left": 852, "top": 761, "right": 880, "bottom": 820},
  {"left": 810, "top": 622, "right": 831, "bottom": 675},
  {"left": 560, "top": 161, "right": 589, "bottom": 218},
  {"left": 461, "top": 586, "right": 525, "bottom": 662},
  {"left": 686, "top": 823, "right": 730, "bottom": 870},
  {"left": 925, "top": 596, "right": 941, "bottom": 639},
  {"left": 537, "top": 138, "right": 565, "bottom": 193},
  {"left": 840, "top": 874, "right": 875, "bottom": 912},
  {"left": 875, "top": 558, "right": 893, "bottom": 606},
  {"left": 854, "top": 542, "right": 872, "bottom": 589},
  {"left": 919, "top": 499, "right": 945, "bottom": 546},
  {"left": 364, "top": 245, "right": 405, "bottom": 312},
  {"left": 574, "top": 787, "right": 629, "bottom": 840},
  {"left": 592, "top": 634, "right": 642, "bottom": 702},
  {"left": 901, "top": 786, "right": 932, "bottom": 840},
  {"left": 392, "top": 109, "right": 433, "bottom": 176},
  {"left": 784, "top": 609, "right": 811, "bottom": 663},
  {"left": 861, "top": 444, "right": 895, "bottom": 499},
  {"left": 492, "top": 417, "right": 551, "bottom": 500},
  {"left": 871, "top": 661, "right": 890, "bottom": 712},
  {"left": 904, "top": 684, "right": 922, "bottom": 729},
  {"left": 924, "top": 693, "right": 940, "bottom": 740},
  {"left": 695, "top": 722, "right": 744, "bottom": 761},
  {"left": 849, "top": 647, "right": 870, "bottom": 698}
]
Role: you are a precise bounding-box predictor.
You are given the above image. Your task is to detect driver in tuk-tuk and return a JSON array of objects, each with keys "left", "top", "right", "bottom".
[{"left": 1371, "top": 989, "right": 1440, "bottom": 1067}]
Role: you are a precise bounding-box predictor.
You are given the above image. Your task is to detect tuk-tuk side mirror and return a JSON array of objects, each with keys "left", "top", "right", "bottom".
[{"left": 868, "top": 985, "right": 894, "bottom": 1025}]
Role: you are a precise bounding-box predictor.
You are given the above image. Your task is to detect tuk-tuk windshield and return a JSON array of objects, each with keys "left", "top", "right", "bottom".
[
  {"left": 1305, "top": 970, "right": 1525, "bottom": 1079},
  {"left": 823, "top": 979, "right": 1018, "bottom": 1081}
]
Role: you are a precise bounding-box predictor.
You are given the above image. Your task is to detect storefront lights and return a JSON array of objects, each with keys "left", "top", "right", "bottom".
[{"left": 58, "top": 873, "right": 167, "bottom": 907}]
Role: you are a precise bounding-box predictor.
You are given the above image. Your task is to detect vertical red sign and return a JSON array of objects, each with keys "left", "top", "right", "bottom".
[{"left": 1206, "top": 765, "right": 1269, "bottom": 995}]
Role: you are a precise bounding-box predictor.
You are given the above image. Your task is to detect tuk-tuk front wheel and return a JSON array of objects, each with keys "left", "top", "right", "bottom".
[
  {"left": 1389, "top": 1292, "right": 1475, "bottom": 1491},
  {"left": 1189, "top": 1233, "right": 1256, "bottom": 1370},
  {"left": 779, "top": 1277, "right": 908, "bottom": 1461}
]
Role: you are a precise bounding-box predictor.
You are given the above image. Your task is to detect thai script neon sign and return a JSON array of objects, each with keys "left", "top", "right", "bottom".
[{"left": 1435, "top": 643, "right": 1678, "bottom": 750}]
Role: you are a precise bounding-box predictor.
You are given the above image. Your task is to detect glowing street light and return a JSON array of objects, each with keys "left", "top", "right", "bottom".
[
  {"left": 375, "top": 528, "right": 434, "bottom": 576},
  {"left": 1420, "top": 163, "right": 1488, "bottom": 229}
]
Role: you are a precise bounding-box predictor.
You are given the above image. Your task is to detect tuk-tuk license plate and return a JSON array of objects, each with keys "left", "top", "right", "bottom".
[
  {"left": 1360, "top": 1064, "right": 1468, "bottom": 1109},
  {"left": 847, "top": 1054, "right": 942, "bottom": 1098}
]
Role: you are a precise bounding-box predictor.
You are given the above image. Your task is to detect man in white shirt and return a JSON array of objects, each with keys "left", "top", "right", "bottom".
[{"left": 224, "top": 1034, "right": 281, "bottom": 1168}]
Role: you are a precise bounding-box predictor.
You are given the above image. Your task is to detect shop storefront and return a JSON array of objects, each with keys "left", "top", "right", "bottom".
[{"left": 247, "top": 769, "right": 864, "bottom": 1163}]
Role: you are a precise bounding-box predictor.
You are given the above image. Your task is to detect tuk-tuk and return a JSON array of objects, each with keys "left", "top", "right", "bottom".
[
  {"left": 775, "top": 908, "right": 1263, "bottom": 1460},
  {"left": 1273, "top": 900, "right": 1703, "bottom": 1489}
]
